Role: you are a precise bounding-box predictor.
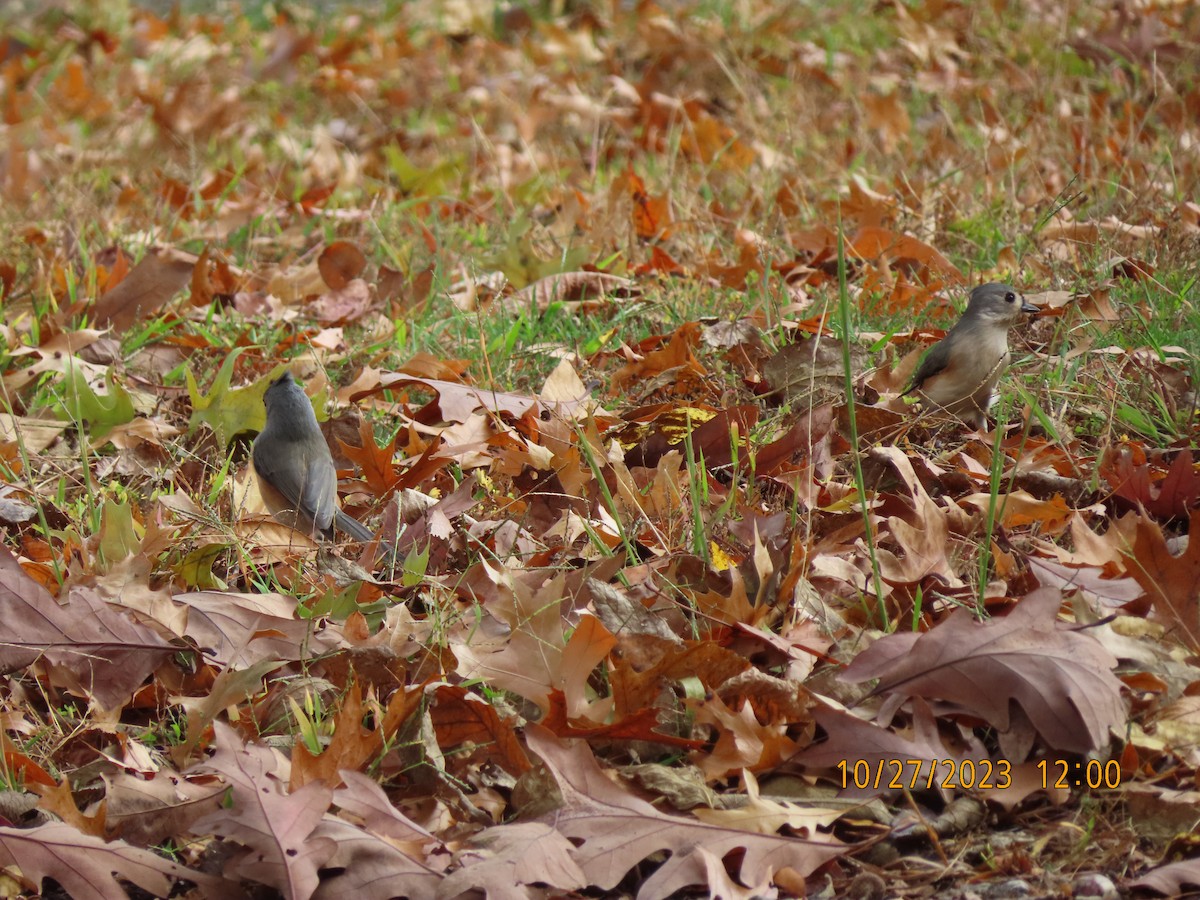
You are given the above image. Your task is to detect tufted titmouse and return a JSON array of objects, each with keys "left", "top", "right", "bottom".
[
  {"left": 903, "top": 282, "right": 1038, "bottom": 429},
  {"left": 252, "top": 371, "right": 381, "bottom": 548}
]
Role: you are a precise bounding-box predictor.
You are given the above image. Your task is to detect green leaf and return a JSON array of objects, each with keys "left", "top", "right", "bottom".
[
  {"left": 51, "top": 362, "right": 137, "bottom": 438},
  {"left": 304, "top": 583, "right": 369, "bottom": 621},
  {"left": 401, "top": 543, "right": 429, "bottom": 588},
  {"left": 383, "top": 144, "right": 463, "bottom": 195},
  {"left": 187, "top": 353, "right": 330, "bottom": 450},
  {"left": 98, "top": 497, "right": 139, "bottom": 568},
  {"left": 175, "top": 542, "right": 231, "bottom": 590},
  {"left": 485, "top": 214, "right": 591, "bottom": 288}
]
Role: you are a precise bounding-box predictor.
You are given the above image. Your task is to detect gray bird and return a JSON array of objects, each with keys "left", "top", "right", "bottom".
[
  {"left": 252, "top": 371, "right": 379, "bottom": 544},
  {"left": 903, "top": 283, "right": 1038, "bottom": 429}
]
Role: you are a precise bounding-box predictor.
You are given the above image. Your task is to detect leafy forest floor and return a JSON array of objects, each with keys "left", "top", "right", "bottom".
[{"left": 1, "top": 0, "right": 1199, "bottom": 898}]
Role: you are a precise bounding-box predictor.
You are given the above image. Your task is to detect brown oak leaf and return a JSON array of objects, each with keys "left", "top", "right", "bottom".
[
  {"left": 841, "top": 588, "right": 1126, "bottom": 754},
  {"left": 521, "top": 725, "right": 846, "bottom": 898}
]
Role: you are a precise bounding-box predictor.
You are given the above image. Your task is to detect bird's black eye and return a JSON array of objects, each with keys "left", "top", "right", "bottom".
[{"left": 1005, "top": 292, "right": 1016, "bottom": 302}]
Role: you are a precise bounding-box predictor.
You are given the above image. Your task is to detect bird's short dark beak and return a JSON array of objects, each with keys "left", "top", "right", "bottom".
[{"left": 1020, "top": 299, "right": 1038, "bottom": 314}]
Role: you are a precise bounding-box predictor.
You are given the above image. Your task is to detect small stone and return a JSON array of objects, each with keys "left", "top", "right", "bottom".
[
  {"left": 1072, "top": 873, "right": 1118, "bottom": 900},
  {"left": 844, "top": 872, "right": 887, "bottom": 900},
  {"left": 0, "top": 497, "right": 36, "bottom": 525},
  {"left": 982, "top": 879, "right": 1032, "bottom": 898}
]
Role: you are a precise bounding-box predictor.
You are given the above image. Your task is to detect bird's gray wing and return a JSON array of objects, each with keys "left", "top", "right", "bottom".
[
  {"left": 254, "top": 442, "right": 337, "bottom": 535},
  {"left": 296, "top": 450, "right": 337, "bottom": 535},
  {"left": 903, "top": 334, "right": 956, "bottom": 395}
]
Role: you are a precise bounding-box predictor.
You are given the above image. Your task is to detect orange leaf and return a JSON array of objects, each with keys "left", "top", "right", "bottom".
[
  {"left": 290, "top": 682, "right": 422, "bottom": 790},
  {"left": 610, "top": 322, "right": 706, "bottom": 394},
  {"left": 541, "top": 691, "right": 706, "bottom": 749},
  {"left": 1, "top": 737, "right": 55, "bottom": 788},
  {"left": 428, "top": 684, "right": 532, "bottom": 775},
  {"left": 609, "top": 639, "right": 751, "bottom": 716},
  {"left": 0, "top": 260, "right": 14, "bottom": 299},
  {"left": 189, "top": 248, "right": 216, "bottom": 307},
  {"left": 635, "top": 245, "right": 685, "bottom": 276},
  {"left": 100, "top": 247, "right": 132, "bottom": 294},
  {"left": 692, "top": 694, "right": 800, "bottom": 778},
  {"left": 627, "top": 169, "right": 672, "bottom": 241},
  {"left": 849, "top": 226, "right": 962, "bottom": 281},
  {"left": 298, "top": 181, "right": 337, "bottom": 213},
  {"left": 338, "top": 417, "right": 401, "bottom": 498},
  {"left": 31, "top": 779, "right": 107, "bottom": 837},
  {"left": 1127, "top": 509, "right": 1200, "bottom": 652},
  {"left": 680, "top": 104, "right": 754, "bottom": 170}
]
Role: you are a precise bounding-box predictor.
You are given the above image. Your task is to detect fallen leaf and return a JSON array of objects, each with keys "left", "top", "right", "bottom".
[
  {"left": 438, "top": 822, "right": 586, "bottom": 899},
  {"left": 318, "top": 240, "right": 368, "bottom": 290},
  {"left": 522, "top": 725, "right": 846, "bottom": 897},
  {"left": 1126, "top": 510, "right": 1200, "bottom": 651},
  {"left": 91, "top": 249, "right": 195, "bottom": 332},
  {"left": 191, "top": 722, "right": 337, "bottom": 898},
  {"left": 0, "top": 546, "right": 174, "bottom": 710},
  {"left": 841, "top": 587, "right": 1126, "bottom": 754},
  {"left": 0, "top": 822, "right": 228, "bottom": 899}
]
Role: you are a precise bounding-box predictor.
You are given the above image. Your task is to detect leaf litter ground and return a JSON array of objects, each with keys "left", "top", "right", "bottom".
[{"left": 0, "top": 1, "right": 1199, "bottom": 898}]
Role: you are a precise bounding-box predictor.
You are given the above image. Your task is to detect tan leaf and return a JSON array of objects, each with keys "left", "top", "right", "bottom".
[
  {"left": 692, "top": 695, "right": 800, "bottom": 780},
  {"left": 438, "top": 822, "right": 586, "bottom": 898},
  {"left": 0, "top": 822, "right": 227, "bottom": 899},
  {"left": 539, "top": 358, "right": 592, "bottom": 407},
  {"left": 870, "top": 446, "right": 962, "bottom": 587},
  {"left": 103, "top": 770, "right": 225, "bottom": 846},
  {"left": 842, "top": 587, "right": 1126, "bottom": 753},
  {"left": 507, "top": 270, "right": 637, "bottom": 314},
  {"left": 797, "top": 701, "right": 1060, "bottom": 810},
  {"left": 191, "top": 723, "right": 336, "bottom": 898},
  {"left": 173, "top": 589, "right": 347, "bottom": 668},
  {"left": 692, "top": 770, "right": 843, "bottom": 836},
  {"left": 0, "top": 414, "right": 67, "bottom": 452},
  {"left": 451, "top": 566, "right": 614, "bottom": 720},
  {"left": 310, "top": 277, "right": 373, "bottom": 324},
  {"left": 308, "top": 814, "right": 444, "bottom": 898},
  {"left": 1130, "top": 858, "right": 1200, "bottom": 897},
  {"left": 863, "top": 90, "right": 911, "bottom": 153},
  {"left": 29, "top": 780, "right": 106, "bottom": 837},
  {"left": 105, "top": 416, "right": 182, "bottom": 450},
  {"left": 375, "top": 373, "right": 587, "bottom": 423},
  {"left": 523, "top": 725, "right": 844, "bottom": 896}
]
